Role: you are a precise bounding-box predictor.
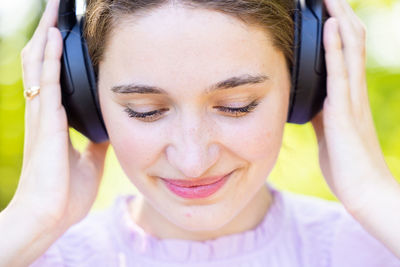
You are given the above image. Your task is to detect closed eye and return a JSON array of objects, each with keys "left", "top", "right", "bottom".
[
  {"left": 124, "top": 107, "right": 169, "bottom": 122},
  {"left": 123, "top": 100, "right": 260, "bottom": 122},
  {"left": 213, "top": 100, "right": 259, "bottom": 117}
]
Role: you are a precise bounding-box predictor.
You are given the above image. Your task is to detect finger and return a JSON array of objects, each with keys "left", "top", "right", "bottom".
[
  {"left": 39, "top": 27, "right": 67, "bottom": 137},
  {"left": 324, "top": 1, "right": 367, "bottom": 84},
  {"left": 21, "top": 0, "right": 60, "bottom": 164},
  {"left": 338, "top": 0, "right": 365, "bottom": 28},
  {"left": 323, "top": 18, "right": 351, "bottom": 116},
  {"left": 22, "top": 97, "right": 40, "bottom": 168},
  {"left": 337, "top": 0, "right": 368, "bottom": 109},
  {"left": 323, "top": 0, "right": 365, "bottom": 61},
  {"left": 29, "top": 0, "right": 60, "bottom": 63},
  {"left": 311, "top": 110, "right": 324, "bottom": 143},
  {"left": 325, "top": 0, "right": 356, "bottom": 27},
  {"left": 21, "top": 65, "right": 41, "bottom": 170},
  {"left": 68, "top": 130, "right": 80, "bottom": 165},
  {"left": 326, "top": 0, "right": 361, "bottom": 29},
  {"left": 22, "top": 0, "right": 60, "bottom": 90},
  {"left": 324, "top": 0, "right": 368, "bottom": 111},
  {"left": 83, "top": 141, "right": 110, "bottom": 173}
]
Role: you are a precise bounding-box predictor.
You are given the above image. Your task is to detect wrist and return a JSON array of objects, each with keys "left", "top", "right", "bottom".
[
  {"left": 343, "top": 174, "right": 400, "bottom": 258},
  {"left": 0, "top": 200, "right": 66, "bottom": 266},
  {"left": 345, "top": 172, "right": 400, "bottom": 218},
  {"left": 8, "top": 194, "right": 66, "bottom": 232}
]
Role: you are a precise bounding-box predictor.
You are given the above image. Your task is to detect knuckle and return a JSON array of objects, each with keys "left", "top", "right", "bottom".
[
  {"left": 20, "top": 49, "right": 30, "bottom": 64},
  {"left": 21, "top": 56, "right": 32, "bottom": 67},
  {"left": 21, "top": 52, "right": 38, "bottom": 70},
  {"left": 44, "top": 45, "right": 53, "bottom": 59},
  {"left": 21, "top": 58, "right": 40, "bottom": 75},
  {"left": 40, "top": 76, "right": 58, "bottom": 88},
  {"left": 341, "top": 70, "right": 349, "bottom": 81},
  {"left": 359, "top": 24, "right": 366, "bottom": 40},
  {"left": 355, "top": 19, "right": 367, "bottom": 39},
  {"left": 347, "top": 35, "right": 365, "bottom": 53},
  {"left": 20, "top": 42, "right": 31, "bottom": 57},
  {"left": 350, "top": 40, "right": 365, "bottom": 51},
  {"left": 20, "top": 48, "right": 27, "bottom": 59},
  {"left": 40, "top": 78, "right": 53, "bottom": 88},
  {"left": 39, "top": 73, "right": 50, "bottom": 85}
]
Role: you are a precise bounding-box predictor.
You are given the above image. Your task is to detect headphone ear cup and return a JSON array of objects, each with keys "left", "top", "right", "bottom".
[
  {"left": 287, "top": 0, "right": 328, "bottom": 124},
  {"left": 60, "top": 16, "right": 108, "bottom": 143}
]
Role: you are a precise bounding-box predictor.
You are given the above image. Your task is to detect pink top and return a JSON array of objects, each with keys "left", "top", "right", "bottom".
[{"left": 30, "top": 183, "right": 400, "bottom": 267}]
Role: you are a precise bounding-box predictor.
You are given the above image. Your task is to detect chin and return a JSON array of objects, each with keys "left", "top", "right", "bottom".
[{"left": 168, "top": 207, "right": 235, "bottom": 233}]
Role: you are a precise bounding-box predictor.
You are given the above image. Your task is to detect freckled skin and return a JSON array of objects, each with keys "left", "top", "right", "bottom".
[{"left": 98, "top": 4, "right": 290, "bottom": 241}]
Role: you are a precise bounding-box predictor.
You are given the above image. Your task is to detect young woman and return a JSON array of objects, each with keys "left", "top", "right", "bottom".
[{"left": 1, "top": 0, "right": 399, "bottom": 266}]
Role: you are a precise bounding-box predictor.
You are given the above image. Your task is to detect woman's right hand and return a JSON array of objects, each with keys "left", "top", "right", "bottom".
[{"left": 10, "top": 0, "right": 109, "bottom": 233}]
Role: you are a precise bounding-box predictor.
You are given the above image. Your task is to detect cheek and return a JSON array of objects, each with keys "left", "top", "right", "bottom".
[
  {"left": 100, "top": 99, "right": 165, "bottom": 174},
  {"left": 110, "top": 126, "right": 164, "bottom": 201},
  {"left": 220, "top": 117, "right": 283, "bottom": 163},
  {"left": 111, "top": 123, "right": 165, "bottom": 172},
  {"left": 217, "top": 99, "right": 286, "bottom": 163}
]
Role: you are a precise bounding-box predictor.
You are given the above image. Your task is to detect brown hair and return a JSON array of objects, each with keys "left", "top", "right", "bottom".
[{"left": 83, "top": 0, "right": 295, "bottom": 76}]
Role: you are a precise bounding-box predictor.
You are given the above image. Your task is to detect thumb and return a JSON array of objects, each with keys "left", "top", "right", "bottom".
[
  {"left": 83, "top": 141, "right": 110, "bottom": 172},
  {"left": 311, "top": 110, "right": 325, "bottom": 144}
]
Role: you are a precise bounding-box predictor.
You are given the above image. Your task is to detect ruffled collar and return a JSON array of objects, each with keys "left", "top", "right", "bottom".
[{"left": 111, "top": 182, "right": 287, "bottom": 262}]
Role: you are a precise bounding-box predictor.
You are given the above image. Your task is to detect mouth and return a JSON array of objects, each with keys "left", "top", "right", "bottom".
[{"left": 160, "top": 171, "right": 234, "bottom": 199}]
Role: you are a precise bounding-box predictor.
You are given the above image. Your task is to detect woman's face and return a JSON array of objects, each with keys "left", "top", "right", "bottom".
[{"left": 98, "top": 5, "right": 290, "bottom": 235}]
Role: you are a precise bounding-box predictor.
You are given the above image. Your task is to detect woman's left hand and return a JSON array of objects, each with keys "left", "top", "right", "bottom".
[{"left": 311, "top": 0, "right": 400, "bottom": 257}]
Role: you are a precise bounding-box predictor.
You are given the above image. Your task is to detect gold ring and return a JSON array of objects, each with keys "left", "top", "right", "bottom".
[{"left": 24, "top": 86, "right": 40, "bottom": 100}]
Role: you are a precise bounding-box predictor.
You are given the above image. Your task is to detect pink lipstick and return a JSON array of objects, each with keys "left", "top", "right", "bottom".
[{"left": 161, "top": 172, "right": 233, "bottom": 199}]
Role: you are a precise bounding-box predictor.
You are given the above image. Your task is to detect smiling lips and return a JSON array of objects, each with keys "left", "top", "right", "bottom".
[{"left": 161, "top": 171, "right": 233, "bottom": 199}]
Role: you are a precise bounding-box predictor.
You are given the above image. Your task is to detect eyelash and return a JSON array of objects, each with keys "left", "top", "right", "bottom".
[
  {"left": 124, "top": 100, "right": 260, "bottom": 122},
  {"left": 124, "top": 108, "right": 169, "bottom": 122},
  {"left": 214, "top": 100, "right": 259, "bottom": 117}
]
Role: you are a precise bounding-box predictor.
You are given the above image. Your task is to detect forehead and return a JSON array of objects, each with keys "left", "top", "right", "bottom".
[{"left": 101, "top": 5, "right": 284, "bottom": 88}]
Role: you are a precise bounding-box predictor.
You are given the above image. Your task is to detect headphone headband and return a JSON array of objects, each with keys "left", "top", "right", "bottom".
[{"left": 58, "top": 0, "right": 328, "bottom": 143}]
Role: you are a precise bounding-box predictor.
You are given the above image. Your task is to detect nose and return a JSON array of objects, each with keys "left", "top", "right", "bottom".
[{"left": 166, "top": 114, "right": 219, "bottom": 178}]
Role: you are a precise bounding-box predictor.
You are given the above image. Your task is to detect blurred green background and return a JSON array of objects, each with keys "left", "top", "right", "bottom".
[{"left": 0, "top": 0, "right": 399, "bottom": 212}]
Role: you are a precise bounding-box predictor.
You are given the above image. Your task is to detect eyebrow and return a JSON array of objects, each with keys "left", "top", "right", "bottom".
[{"left": 110, "top": 74, "right": 269, "bottom": 95}]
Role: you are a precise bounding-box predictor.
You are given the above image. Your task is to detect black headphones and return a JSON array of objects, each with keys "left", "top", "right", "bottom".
[{"left": 58, "top": 0, "right": 328, "bottom": 143}]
